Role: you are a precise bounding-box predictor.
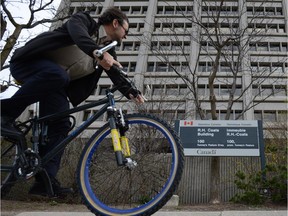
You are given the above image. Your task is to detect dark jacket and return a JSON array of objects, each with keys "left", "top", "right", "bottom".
[{"left": 10, "top": 12, "right": 131, "bottom": 107}]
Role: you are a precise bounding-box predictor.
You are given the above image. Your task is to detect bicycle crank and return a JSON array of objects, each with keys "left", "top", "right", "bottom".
[{"left": 16, "top": 148, "right": 41, "bottom": 179}]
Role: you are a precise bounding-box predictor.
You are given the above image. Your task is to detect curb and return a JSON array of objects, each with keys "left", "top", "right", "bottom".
[{"left": 10, "top": 210, "right": 287, "bottom": 216}]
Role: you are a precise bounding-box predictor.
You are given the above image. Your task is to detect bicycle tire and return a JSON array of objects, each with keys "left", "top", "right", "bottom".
[
  {"left": 1, "top": 138, "right": 18, "bottom": 197},
  {"left": 77, "top": 113, "right": 184, "bottom": 216}
]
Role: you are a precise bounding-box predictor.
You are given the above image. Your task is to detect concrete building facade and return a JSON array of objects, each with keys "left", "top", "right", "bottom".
[
  {"left": 18, "top": 0, "right": 286, "bottom": 203},
  {"left": 51, "top": 0, "right": 288, "bottom": 135}
]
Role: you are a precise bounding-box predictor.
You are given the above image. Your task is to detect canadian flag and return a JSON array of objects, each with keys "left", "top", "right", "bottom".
[{"left": 184, "top": 121, "right": 193, "bottom": 126}]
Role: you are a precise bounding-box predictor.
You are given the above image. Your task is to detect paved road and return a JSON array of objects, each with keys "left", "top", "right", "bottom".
[{"left": 8, "top": 210, "right": 287, "bottom": 216}]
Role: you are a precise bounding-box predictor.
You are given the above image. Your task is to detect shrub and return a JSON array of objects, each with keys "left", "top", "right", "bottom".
[{"left": 231, "top": 121, "right": 287, "bottom": 205}]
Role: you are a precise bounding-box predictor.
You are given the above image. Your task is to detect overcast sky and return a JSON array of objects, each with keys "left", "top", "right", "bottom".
[{"left": 0, "top": 0, "right": 61, "bottom": 99}]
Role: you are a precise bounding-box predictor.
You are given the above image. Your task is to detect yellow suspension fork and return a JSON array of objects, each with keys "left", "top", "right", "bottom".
[
  {"left": 118, "top": 108, "right": 131, "bottom": 158},
  {"left": 108, "top": 107, "right": 130, "bottom": 166}
]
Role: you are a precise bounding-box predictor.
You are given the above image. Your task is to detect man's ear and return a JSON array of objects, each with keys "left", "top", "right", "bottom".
[{"left": 112, "top": 19, "right": 118, "bottom": 28}]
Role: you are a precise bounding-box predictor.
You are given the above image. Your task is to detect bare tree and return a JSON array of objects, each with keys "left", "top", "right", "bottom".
[
  {"left": 0, "top": 0, "right": 72, "bottom": 70},
  {"left": 140, "top": 0, "right": 287, "bottom": 203}
]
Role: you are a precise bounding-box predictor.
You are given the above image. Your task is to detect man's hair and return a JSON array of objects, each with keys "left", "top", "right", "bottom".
[{"left": 98, "top": 7, "right": 129, "bottom": 26}]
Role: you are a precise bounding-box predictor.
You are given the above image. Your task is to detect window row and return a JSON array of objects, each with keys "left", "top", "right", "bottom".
[
  {"left": 201, "top": 22, "right": 240, "bottom": 34},
  {"left": 127, "top": 23, "right": 145, "bottom": 34},
  {"left": 150, "top": 41, "right": 190, "bottom": 52},
  {"left": 249, "top": 42, "right": 287, "bottom": 52},
  {"left": 147, "top": 62, "right": 189, "bottom": 73},
  {"left": 250, "top": 62, "right": 287, "bottom": 73},
  {"left": 247, "top": 7, "right": 283, "bottom": 16},
  {"left": 116, "top": 42, "right": 140, "bottom": 51},
  {"left": 202, "top": 6, "right": 238, "bottom": 14},
  {"left": 121, "top": 62, "right": 136, "bottom": 73},
  {"left": 118, "top": 6, "right": 147, "bottom": 15},
  {"left": 252, "top": 85, "right": 287, "bottom": 97},
  {"left": 157, "top": 6, "right": 193, "bottom": 15},
  {"left": 198, "top": 62, "right": 239, "bottom": 73},
  {"left": 196, "top": 110, "right": 244, "bottom": 120},
  {"left": 68, "top": 6, "right": 103, "bottom": 16},
  {"left": 198, "top": 84, "right": 242, "bottom": 97},
  {"left": 154, "top": 22, "right": 192, "bottom": 32},
  {"left": 198, "top": 62, "right": 287, "bottom": 74},
  {"left": 201, "top": 41, "right": 239, "bottom": 51},
  {"left": 150, "top": 110, "right": 186, "bottom": 121},
  {"left": 248, "top": 23, "right": 286, "bottom": 33},
  {"left": 145, "top": 84, "right": 188, "bottom": 96},
  {"left": 254, "top": 110, "right": 287, "bottom": 122}
]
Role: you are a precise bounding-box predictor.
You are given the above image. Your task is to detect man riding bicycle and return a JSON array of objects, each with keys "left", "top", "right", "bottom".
[{"left": 1, "top": 7, "right": 144, "bottom": 197}]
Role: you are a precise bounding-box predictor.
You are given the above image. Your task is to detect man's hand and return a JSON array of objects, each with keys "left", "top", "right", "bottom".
[
  {"left": 129, "top": 93, "right": 146, "bottom": 104},
  {"left": 93, "top": 50, "right": 122, "bottom": 70}
]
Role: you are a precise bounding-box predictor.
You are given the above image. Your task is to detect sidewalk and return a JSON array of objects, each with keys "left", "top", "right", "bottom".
[{"left": 11, "top": 210, "right": 287, "bottom": 216}]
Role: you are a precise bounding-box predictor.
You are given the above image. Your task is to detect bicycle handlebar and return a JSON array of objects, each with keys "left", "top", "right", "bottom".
[{"left": 95, "top": 41, "right": 140, "bottom": 99}]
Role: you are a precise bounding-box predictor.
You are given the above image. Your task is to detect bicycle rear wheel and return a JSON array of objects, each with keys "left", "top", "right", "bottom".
[
  {"left": 1, "top": 138, "right": 18, "bottom": 197},
  {"left": 77, "top": 113, "right": 184, "bottom": 216}
]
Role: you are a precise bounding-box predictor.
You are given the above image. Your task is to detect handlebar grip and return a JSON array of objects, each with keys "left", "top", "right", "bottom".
[{"left": 95, "top": 41, "right": 118, "bottom": 60}]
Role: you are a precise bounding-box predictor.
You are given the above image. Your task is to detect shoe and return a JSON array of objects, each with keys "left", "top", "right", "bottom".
[
  {"left": 29, "top": 176, "right": 73, "bottom": 197},
  {"left": 1, "top": 116, "right": 22, "bottom": 137}
]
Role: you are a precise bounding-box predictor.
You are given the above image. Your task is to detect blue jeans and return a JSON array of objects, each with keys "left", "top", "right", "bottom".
[{"left": 1, "top": 59, "right": 71, "bottom": 177}]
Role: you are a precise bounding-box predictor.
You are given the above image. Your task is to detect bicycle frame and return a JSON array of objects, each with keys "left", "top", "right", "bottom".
[
  {"left": 34, "top": 91, "right": 115, "bottom": 167},
  {"left": 2, "top": 41, "right": 135, "bottom": 178}
]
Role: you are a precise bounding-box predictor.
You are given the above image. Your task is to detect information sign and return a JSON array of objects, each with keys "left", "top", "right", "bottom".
[{"left": 175, "top": 120, "right": 264, "bottom": 156}]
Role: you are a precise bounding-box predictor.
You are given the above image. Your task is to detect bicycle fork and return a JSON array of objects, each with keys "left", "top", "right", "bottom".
[{"left": 107, "top": 107, "right": 137, "bottom": 169}]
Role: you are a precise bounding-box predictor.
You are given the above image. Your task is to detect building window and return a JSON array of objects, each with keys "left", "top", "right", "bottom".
[
  {"left": 159, "top": 41, "right": 170, "bottom": 50},
  {"left": 257, "top": 43, "right": 268, "bottom": 51},
  {"left": 263, "top": 111, "right": 277, "bottom": 122},
  {"left": 83, "top": 110, "right": 91, "bottom": 121},
  {"left": 276, "top": 8, "right": 283, "bottom": 15},
  {"left": 166, "top": 85, "right": 179, "bottom": 95},
  {"left": 220, "top": 63, "right": 231, "bottom": 72},
  {"left": 164, "top": 6, "right": 174, "bottom": 15},
  {"left": 270, "top": 43, "right": 280, "bottom": 51},
  {"left": 157, "top": 6, "right": 164, "bottom": 14},
  {"left": 156, "top": 62, "right": 168, "bottom": 72},
  {"left": 99, "top": 86, "right": 110, "bottom": 95},
  {"left": 134, "top": 42, "right": 140, "bottom": 51},
  {"left": 122, "top": 42, "right": 133, "bottom": 51},
  {"left": 181, "top": 62, "right": 190, "bottom": 72},
  {"left": 274, "top": 85, "right": 287, "bottom": 96},
  {"left": 153, "top": 86, "right": 164, "bottom": 95},
  {"left": 147, "top": 62, "right": 154, "bottom": 72},
  {"left": 254, "top": 111, "right": 262, "bottom": 120},
  {"left": 278, "top": 111, "right": 287, "bottom": 121},
  {"left": 130, "top": 62, "right": 136, "bottom": 72},
  {"left": 168, "top": 62, "right": 181, "bottom": 72},
  {"left": 261, "top": 86, "right": 273, "bottom": 96},
  {"left": 131, "top": 6, "right": 141, "bottom": 14}
]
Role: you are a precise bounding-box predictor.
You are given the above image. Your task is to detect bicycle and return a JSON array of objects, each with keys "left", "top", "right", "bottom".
[{"left": 1, "top": 41, "right": 184, "bottom": 216}]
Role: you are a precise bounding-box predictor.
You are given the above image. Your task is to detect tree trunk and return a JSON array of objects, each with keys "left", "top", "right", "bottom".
[
  {"left": 210, "top": 156, "right": 221, "bottom": 203},
  {"left": 1, "top": 26, "right": 22, "bottom": 68},
  {"left": 208, "top": 51, "right": 221, "bottom": 203},
  {"left": 1, "top": 13, "right": 7, "bottom": 39}
]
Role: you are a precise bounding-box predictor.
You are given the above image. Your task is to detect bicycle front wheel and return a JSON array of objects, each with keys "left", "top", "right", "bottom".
[{"left": 77, "top": 113, "right": 184, "bottom": 216}]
